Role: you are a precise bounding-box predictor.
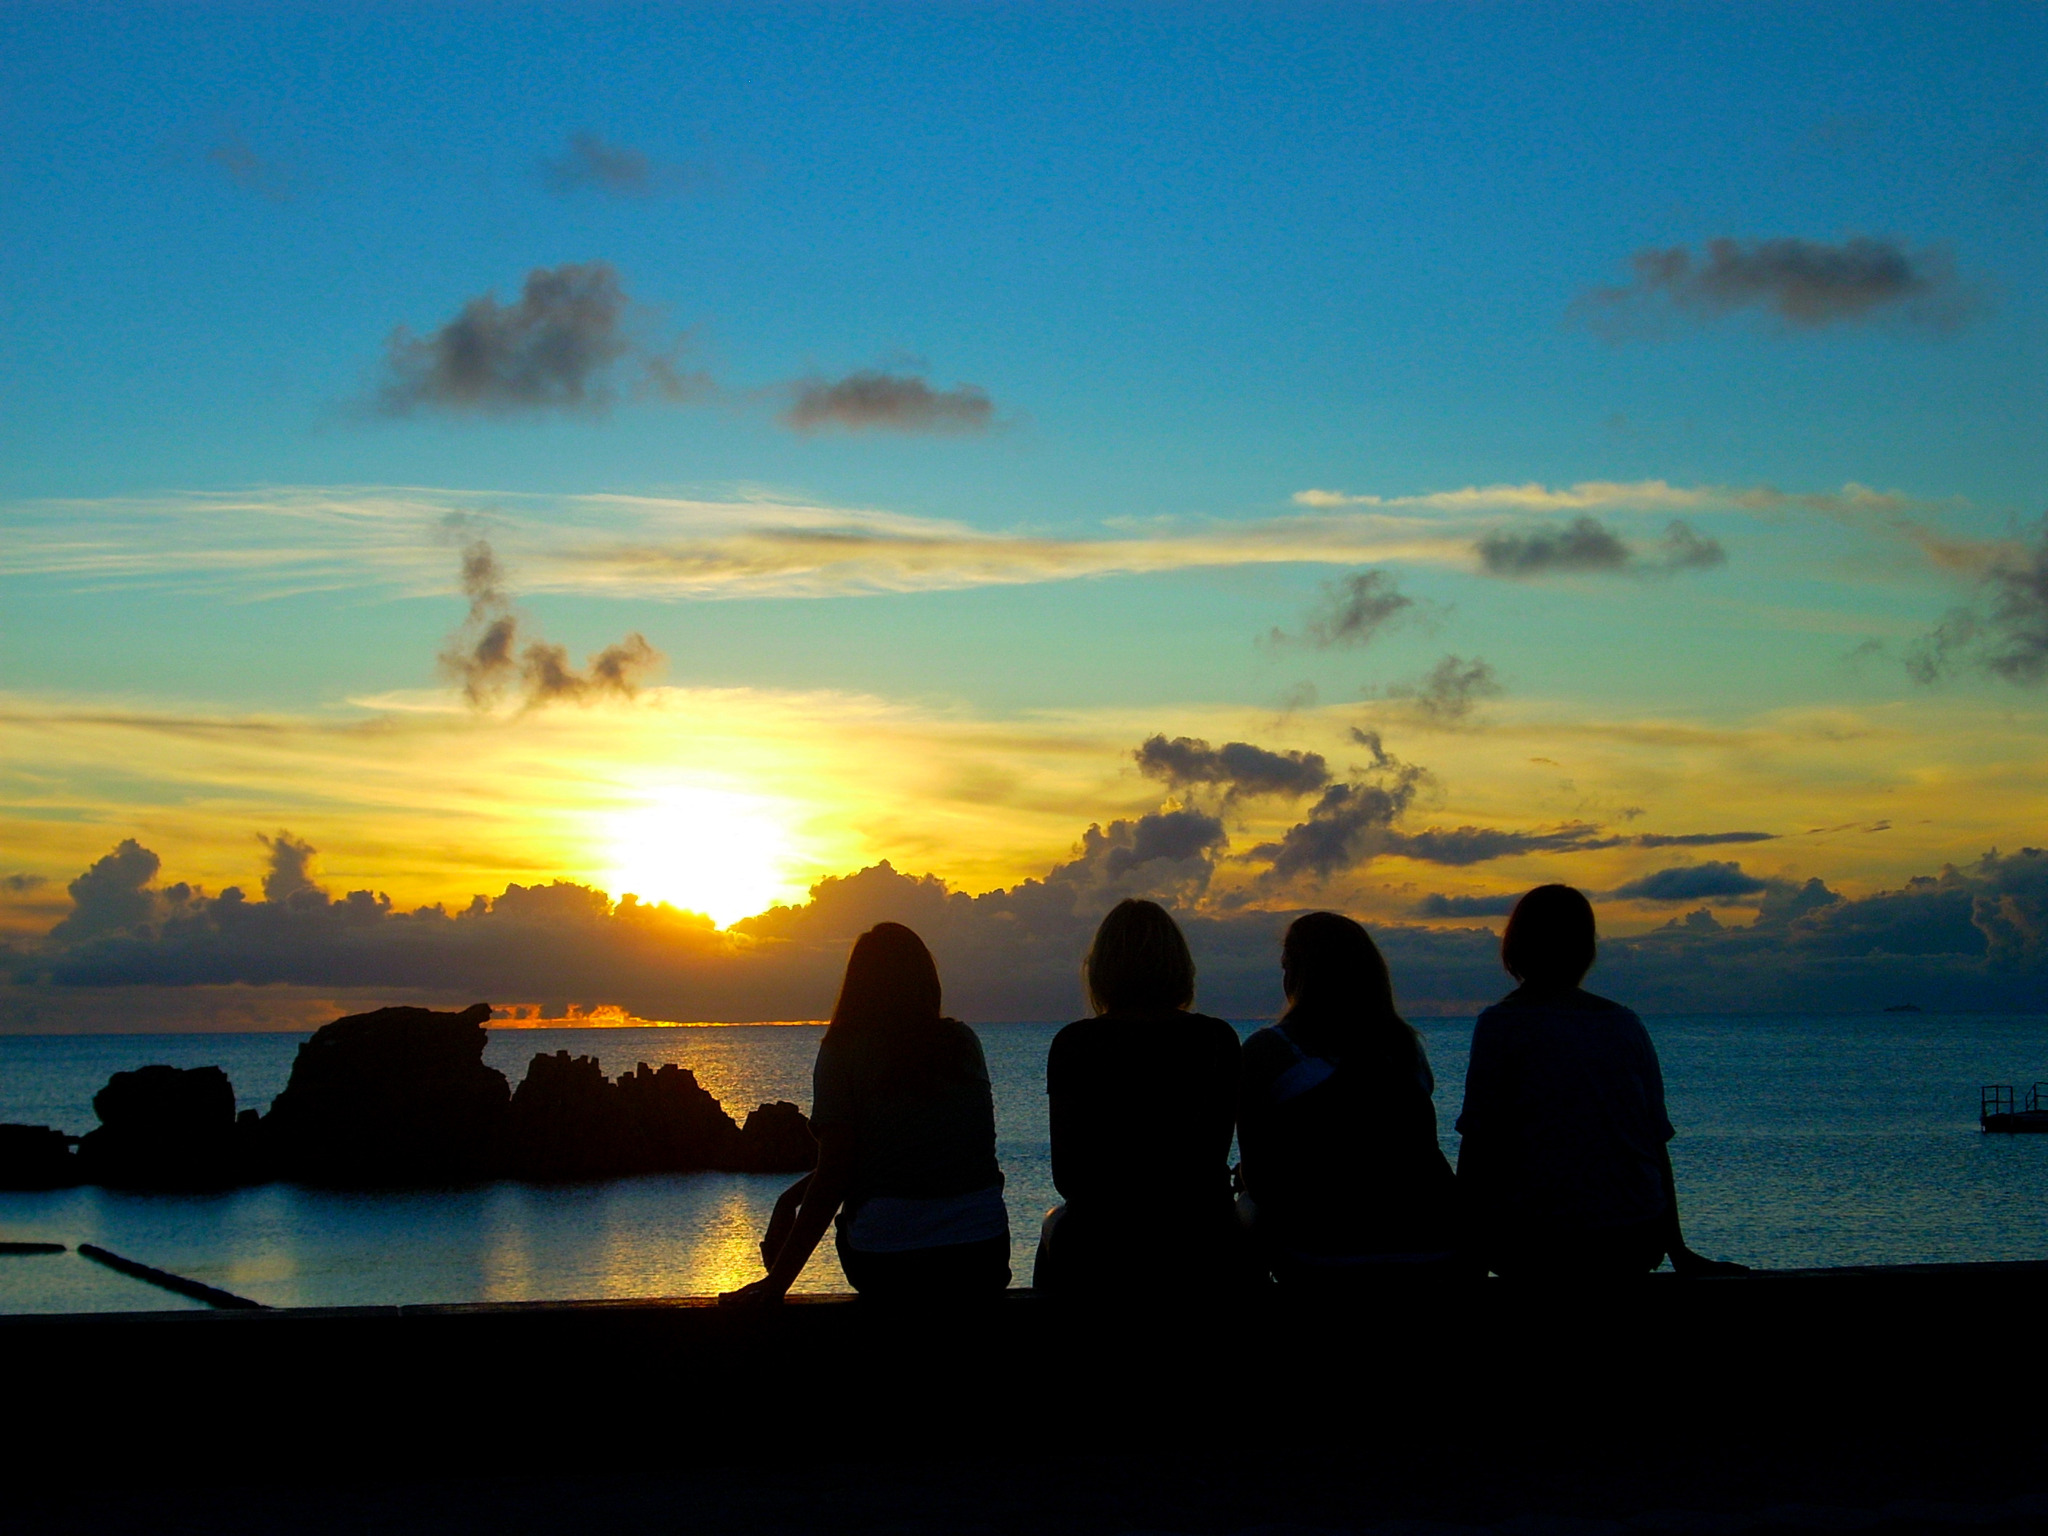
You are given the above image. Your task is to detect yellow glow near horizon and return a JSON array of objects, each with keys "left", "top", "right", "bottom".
[{"left": 600, "top": 787, "right": 804, "bottom": 927}]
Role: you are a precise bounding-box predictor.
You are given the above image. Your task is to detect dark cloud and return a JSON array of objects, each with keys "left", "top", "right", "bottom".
[
  {"left": 440, "top": 538, "right": 662, "bottom": 710},
  {"left": 542, "top": 133, "right": 701, "bottom": 198},
  {"left": 1283, "top": 570, "right": 1415, "bottom": 650},
  {"left": 206, "top": 127, "right": 293, "bottom": 201},
  {"left": 377, "top": 262, "right": 639, "bottom": 416},
  {"left": 1908, "top": 521, "right": 2048, "bottom": 687},
  {"left": 1633, "top": 831, "right": 1775, "bottom": 849},
  {"left": 259, "top": 833, "right": 321, "bottom": 906},
  {"left": 1391, "top": 655, "right": 1502, "bottom": 726},
  {"left": 1252, "top": 776, "right": 1423, "bottom": 885},
  {"left": 783, "top": 372, "right": 994, "bottom": 435},
  {"left": 1134, "top": 735, "right": 1330, "bottom": 799},
  {"left": 2, "top": 874, "right": 48, "bottom": 894},
  {"left": 16, "top": 835, "right": 2048, "bottom": 1023},
  {"left": 1389, "top": 822, "right": 1609, "bottom": 866},
  {"left": 1476, "top": 517, "right": 1723, "bottom": 578},
  {"left": 1415, "top": 892, "right": 1520, "bottom": 918},
  {"left": 1577, "top": 236, "right": 1977, "bottom": 337},
  {"left": 1611, "top": 861, "right": 1773, "bottom": 903}
]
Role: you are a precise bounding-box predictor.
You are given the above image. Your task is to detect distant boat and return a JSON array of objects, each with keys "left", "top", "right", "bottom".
[{"left": 1980, "top": 1084, "right": 2048, "bottom": 1133}]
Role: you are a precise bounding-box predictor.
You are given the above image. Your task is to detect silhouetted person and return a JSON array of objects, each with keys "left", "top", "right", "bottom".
[
  {"left": 1239, "top": 912, "right": 1462, "bottom": 1288},
  {"left": 721, "top": 922, "right": 1009, "bottom": 1305},
  {"left": 1034, "top": 899, "right": 1250, "bottom": 1294},
  {"left": 1455, "top": 885, "right": 1745, "bottom": 1278}
]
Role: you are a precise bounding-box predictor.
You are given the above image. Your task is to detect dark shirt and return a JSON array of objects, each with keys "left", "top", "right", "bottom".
[
  {"left": 1046, "top": 1009, "right": 1240, "bottom": 1222},
  {"left": 1239, "top": 1020, "right": 1457, "bottom": 1259},
  {"left": 811, "top": 1017, "right": 1003, "bottom": 1205},
  {"left": 1455, "top": 987, "right": 1674, "bottom": 1240}
]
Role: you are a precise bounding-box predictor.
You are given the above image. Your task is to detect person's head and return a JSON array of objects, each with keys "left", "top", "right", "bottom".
[
  {"left": 1084, "top": 899, "right": 1196, "bottom": 1015},
  {"left": 1500, "top": 884, "right": 1597, "bottom": 990},
  {"left": 1280, "top": 910, "right": 1419, "bottom": 1063},
  {"left": 828, "top": 921, "right": 943, "bottom": 1039}
]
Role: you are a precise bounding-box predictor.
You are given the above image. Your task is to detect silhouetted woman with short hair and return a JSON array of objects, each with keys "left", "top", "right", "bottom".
[
  {"left": 1238, "top": 911, "right": 1460, "bottom": 1286},
  {"left": 721, "top": 922, "right": 1009, "bottom": 1305},
  {"left": 1034, "top": 898, "right": 1249, "bottom": 1294},
  {"left": 1455, "top": 885, "right": 1743, "bottom": 1278}
]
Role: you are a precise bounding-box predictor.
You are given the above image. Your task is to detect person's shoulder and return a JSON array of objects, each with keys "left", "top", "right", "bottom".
[
  {"left": 1186, "top": 1011, "right": 1243, "bottom": 1051},
  {"left": 1572, "top": 989, "right": 1629, "bottom": 1014},
  {"left": 1241, "top": 1023, "right": 1290, "bottom": 1073}
]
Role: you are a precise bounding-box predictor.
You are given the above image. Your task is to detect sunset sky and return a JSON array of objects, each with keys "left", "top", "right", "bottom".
[{"left": 3, "top": 4, "right": 2045, "bottom": 1027}]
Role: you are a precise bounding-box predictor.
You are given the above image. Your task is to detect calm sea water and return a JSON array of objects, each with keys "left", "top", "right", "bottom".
[{"left": 3, "top": 1014, "right": 2046, "bottom": 1313}]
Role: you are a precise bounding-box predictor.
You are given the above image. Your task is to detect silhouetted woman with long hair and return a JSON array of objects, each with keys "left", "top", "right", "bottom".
[
  {"left": 1455, "top": 885, "right": 1743, "bottom": 1278},
  {"left": 1238, "top": 911, "right": 1460, "bottom": 1287},
  {"left": 722, "top": 922, "right": 1009, "bottom": 1304},
  {"left": 1034, "top": 898, "right": 1249, "bottom": 1294}
]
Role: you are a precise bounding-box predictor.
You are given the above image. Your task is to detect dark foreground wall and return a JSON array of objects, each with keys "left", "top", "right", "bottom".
[{"left": 9, "top": 1263, "right": 2048, "bottom": 1526}]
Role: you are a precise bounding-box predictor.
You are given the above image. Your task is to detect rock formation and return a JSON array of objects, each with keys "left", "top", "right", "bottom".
[
  {"left": 0, "top": 1124, "right": 80, "bottom": 1189},
  {"left": 264, "top": 1002, "right": 509, "bottom": 1184},
  {"left": 733, "top": 1101, "right": 818, "bottom": 1173},
  {"left": 507, "top": 1051, "right": 627, "bottom": 1179},
  {"left": 615, "top": 1061, "right": 746, "bottom": 1173},
  {"left": 77, "top": 1064, "right": 244, "bottom": 1188}
]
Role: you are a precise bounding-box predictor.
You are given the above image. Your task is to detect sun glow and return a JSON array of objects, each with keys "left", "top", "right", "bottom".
[{"left": 601, "top": 787, "right": 804, "bottom": 928}]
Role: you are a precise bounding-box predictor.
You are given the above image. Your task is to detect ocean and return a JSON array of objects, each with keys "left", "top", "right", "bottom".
[{"left": 3, "top": 1013, "right": 2046, "bottom": 1313}]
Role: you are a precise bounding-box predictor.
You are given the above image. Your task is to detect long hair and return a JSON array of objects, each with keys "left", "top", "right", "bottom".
[
  {"left": 1084, "top": 899, "right": 1196, "bottom": 1015},
  {"left": 823, "top": 923, "right": 946, "bottom": 1071},
  {"left": 1500, "top": 884, "right": 1597, "bottom": 989},
  {"left": 1278, "top": 910, "right": 1423, "bottom": 1070}
]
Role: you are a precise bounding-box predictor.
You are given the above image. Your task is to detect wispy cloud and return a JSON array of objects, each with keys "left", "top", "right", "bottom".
[
  {"left": 542, "top": 132, "right": 705, "bottom": 198},
  {"left": 206, "top": 125, "right": 295, "bottom": 201},
  {"left": 1475, "top": 516, "right": 1724, "bottom": 578},
  {"left": 1576, "top": 235, "right": 1980, "bottom": 339},
  {"left": 439, "top": 537, "right": 662, "bottom": 709},
  {"left": 783, "top": 371, "right": 995, "bottom": 435}
]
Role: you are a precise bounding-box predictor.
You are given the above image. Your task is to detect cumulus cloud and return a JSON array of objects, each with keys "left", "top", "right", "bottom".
[
  {"left": 1277, "top": 570, "right": 1417, "bottom": 649},
  {"left": 1907, "top": 520, "right": 2048, "bottom": 687},
  {"left": 2, "top": 874, "right": 48, "bottom": 893},
  {"left": 440, "top": 537, "right": 662, "bottom": 709},
  {"left": 1390, "top": 655, "right": 1503, "bottom": 726},
  {"left": 377, "top": 262, "right": 650, "bottom": 416},
  {"left": 1415, "top": 892, "right": 1521, "bottom": 918},
  {"left": 259, "top": 832, "right": 322, "bottom": 905},
  {"left": 1476, "top": 517, "right": 1724, "bottom": 578},
  {"left": 1251, "top": 763, "right": 1427, "bottom": 885},
  {"left": 1610, "top": 861, "right": 1773, "bottom": 903},
  {"left": 1577, "top": 236, "right": 1978, "bottom": 338},
  {"left": 542, "top": 133, "right": 701, "bottom": 198},
  {"left": 783, "top": 371, "right": 995, "bottom": 435},
  {"left": 1134, "top": 735, "right": 1330, "bottom": 799},
  {"left": 25, "top": 834, "right": 2045, "bottom": 1022}
]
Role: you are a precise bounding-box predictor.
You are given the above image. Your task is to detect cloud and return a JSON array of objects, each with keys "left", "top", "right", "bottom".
[
  {"left": 1251, "top": 773, "right": 1425, "bottom": 885},
  {"left": 1275, "top": 569, "right": 1417, "bottom": 650},
  {"left": 1387, "top": 824, "right": 1776, "bottom": 866},
  {"left": 1415, "top": 892, "right": 1520, "bottom": 918},
  {"left": 783, "top": 372, "right": 995, "bottom": 435},
  {"left": 1633, "top": 831, "right": 1776, "bottom": 849},
  {"left": 1, "top": 481, "right": 1938, "bottom": 605},
  {"left": 439, "top": 537, "right": 662, "bottom": 709},
  {"left": 206, "top": 127, "right": 293, "bottom": 201},
  {"left": 1610, "top": 861, "right": 1773, "bottom": 903},
  {"left": 2, "top": 874, "right": 48, "bottom": 894},
  {"left": 1390, "top": 655, "right": 1502, "bottom": 726},
  {"left": 259, "top": 832, "right": 321, "bottom": 905},
  {"left": 376, "top": 263, "right": 644, "bottom": 416},
  {"left": 1907, "top": 520, "right": 2048, "bottom": 687},
  {"left": 542, "top": 133, "right": 700, "bottom": 198},
  {"left": 1134, "top": 735, "right": 1330, "bottom": 799},
  {"left": 1476, "top": 517, "right": 1724, "bottom": 578},
  {"left": 23, "top": 834, "right": 2045, "bottom": 1024},
  {"left": 1577, "top": 236, "right": 1978, "bottom": 338}
]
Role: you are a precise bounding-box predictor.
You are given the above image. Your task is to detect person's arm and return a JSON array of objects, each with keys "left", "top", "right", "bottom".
[
  {"left": 1658, "top": 1146, "right": 1749, "bottom": 1276},
  {"left": 759, "top": 1173, "right": 811, "bottom": 1267},
  {"left": 720, "top": 1130, "right": 856, "bottom": 1306}
]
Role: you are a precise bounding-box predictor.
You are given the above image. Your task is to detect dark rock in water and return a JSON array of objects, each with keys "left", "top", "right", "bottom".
[
  {"left": 733, "top": 1101, "right": 818, "bottom": 1173},
  {"left": 78, "top": 1065, "right": 242, "bottom": 1188},
  {"left": 0, "top": 1124, "right": 81, "bottom": 1190},
  {"left": 265, "top": 1002, "right": 508, "bottom": 1185},
  {"left": 616, "top": 1061, "right": 743, "bottom": 1173},
  {"left": 508, "top": 1051, "right": 627, "bottom": 1180}
]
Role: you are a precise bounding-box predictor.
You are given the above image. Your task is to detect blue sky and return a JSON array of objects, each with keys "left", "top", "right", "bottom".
[{"left": 3, "top": 3, "right": 2046, "bottom": 1023}]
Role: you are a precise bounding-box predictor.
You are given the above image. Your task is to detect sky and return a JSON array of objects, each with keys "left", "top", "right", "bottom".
[{"left": 3, "top": 2, "right": 2046, "bottom": 1028}]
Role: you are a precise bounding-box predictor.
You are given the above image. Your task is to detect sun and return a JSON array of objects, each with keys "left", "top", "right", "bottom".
[{"left": 600, "top": 787, "right": 803, "bottom": 928}]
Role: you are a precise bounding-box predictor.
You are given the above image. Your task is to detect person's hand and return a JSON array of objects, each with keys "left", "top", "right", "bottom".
[
  {"left": 1671, "top": 1246, "right": 1750, "bottom": 1277},
  {"left": 718, "top": 1276, "right": 791, "bottom": 1309}
]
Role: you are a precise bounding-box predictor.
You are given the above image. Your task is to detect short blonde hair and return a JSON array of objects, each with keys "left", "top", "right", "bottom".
[{"left": 1084, "top": 899, "right": 1196, "bottom": 1014}]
